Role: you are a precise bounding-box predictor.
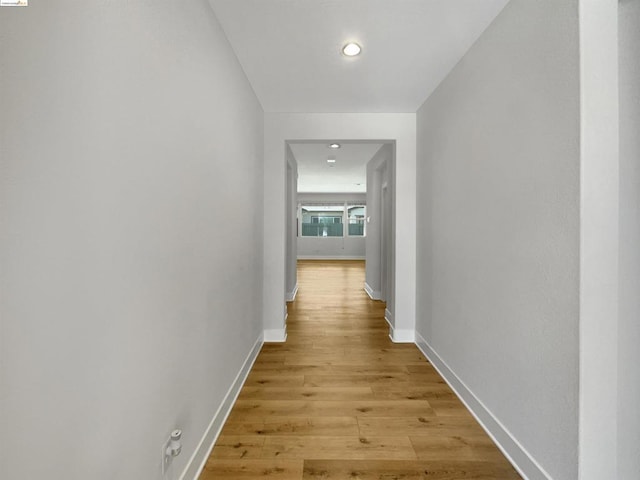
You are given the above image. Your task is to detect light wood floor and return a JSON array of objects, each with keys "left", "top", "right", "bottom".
[{"left": 199, "top": 260, "right": 521, "bottom": 479}]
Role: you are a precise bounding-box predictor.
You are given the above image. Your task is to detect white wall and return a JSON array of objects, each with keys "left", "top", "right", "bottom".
[
  {"left": 415, "top": 1, "right": 580, "bottom": 478},
  {"left": 0, "top": 2, "right": 264, "bottom": 479},
  {"left": 264, "top": 114, "right": 415, "bottom": 340},
  {"left": 298, "top": 236, "right": 365, "bottom": 259},
  {"left": 618, "top": 1, "right": 640, "bottom": 478},
  {"left": 297, "top": 192, "right": 366, "bottom": 259}
]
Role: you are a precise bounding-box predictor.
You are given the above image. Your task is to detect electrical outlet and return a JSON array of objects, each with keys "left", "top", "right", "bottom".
[{"left": 162, "top": 429, "right": 182, "bottom": 476}]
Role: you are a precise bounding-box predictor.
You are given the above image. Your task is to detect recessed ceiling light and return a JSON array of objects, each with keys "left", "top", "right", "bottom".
[
  {"left": 329, "top": 143, "right": 341, "bottom": 149},
  {"left": 327, "top": 159, "right": 336, "bottom": 164},
  {"left": 342, "top": 42, "right": 361, "bottom": 57}
]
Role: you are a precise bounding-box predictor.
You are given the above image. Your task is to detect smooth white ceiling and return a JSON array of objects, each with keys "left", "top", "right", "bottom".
[
  {"left": 290, "top": 142, "right": 384, "bottom": 193},
  {"left": 208, "top": 0, "right": 509, "bottom": 112}
]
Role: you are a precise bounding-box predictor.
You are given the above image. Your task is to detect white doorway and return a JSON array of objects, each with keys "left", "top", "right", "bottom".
[{"left": 285, "top": 140, "right": 396, "bottom": 339}]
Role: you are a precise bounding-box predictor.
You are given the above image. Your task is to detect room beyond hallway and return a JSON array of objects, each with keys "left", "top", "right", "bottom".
[{"left": 199, "top": 260, "right": 521, "bottom": 479}]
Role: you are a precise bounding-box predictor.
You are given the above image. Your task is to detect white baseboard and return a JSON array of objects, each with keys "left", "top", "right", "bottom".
[
  {"left": 364, "top": 282, "right": 382, "bottom": 300},
  {"left": 297, "top": 255, "right": 365, "bottom": 260},
  {"left": 384, "top": 308, "right": 393, "bottom": 327},
  {"left": 384, "top": 308, "right": 411, "bottom": 344},
  {"left": 180, "top": 336, "right": 263, "bottom": 480},
  {"left": 414, "top": 331, "right": 551, "bottom": 480},
  {"left": 286, "top": 283, "right": 298, "bottom": 302},
  {"left": 263, "top": 327, "right": 287, "bottom": 342},
  {"left": 389, "top": 325, "right": 414, "bottom": 343}
]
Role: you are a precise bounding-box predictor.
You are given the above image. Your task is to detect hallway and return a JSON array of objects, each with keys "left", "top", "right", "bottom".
[{"left": 200, "top": 261, "right": 521, "bottom": 479}]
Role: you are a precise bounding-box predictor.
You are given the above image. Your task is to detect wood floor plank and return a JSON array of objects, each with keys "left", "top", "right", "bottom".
[
  {"left": 222, "top": 416, "right": 360, "bottom": 436},
  {"left": 231, "top": 399, "right": 436, "bottom": 418},
  {"left": 262, "top": 435, "right": 417, "bottom": 460},
  {"left": 329, "top": 364, "right": 411, "bottom": 374},
  {"left": 370, "top": 386, "right": 456, "bottom": 400},
  {"left": 409, "top": 435, "right": 507, "bottom": 462},
  {"left": 201, "top": 459, "right": 303, "bottom": 479},
  {"left": 302, "top": 460, "right": 521, "bottom": 479},
  {"left": 199, "top": 260, "right": 521, "bottom": 479},
  {"left": 209, "top": 435, "right": 265, "bottom": 459},
  {"left": 244, "top": 374, "right": 306, "bottom": 387},
  {"left": 303, "top": 373, "right": 441, "bottom": 387},
  {"left": 238, "top": 386, "right": 374, "bottom": 401},
  {"left": 357, "top": 416, "right": 486, "bottom": 436},
  {"left": 285, "top": 352, "right": 428, "bottom": 366}
]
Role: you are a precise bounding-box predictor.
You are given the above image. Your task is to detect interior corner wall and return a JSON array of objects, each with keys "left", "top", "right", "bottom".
[
  {"left": 263, "top": 113, "right": 415, "bottom": 336},
  {"left": 285, "top": 145, "right": 298, "bottom": 299},
  {"left": 0, "top": 2, "right": 264, "bottom": 479},
  {"left": 365, "top": 144, "right": 393, "bottom": 302},
  {"left": 415, "top": 0, "right": 580, "bottom": 479},
  {"left": 618, "top": 1, "right": 640, "bottom": 478},
  {"left": 579, "top": 1, "right": 620, "bottom": 478}
]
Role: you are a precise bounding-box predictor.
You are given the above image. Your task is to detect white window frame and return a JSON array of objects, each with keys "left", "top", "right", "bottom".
[{"left": 298, "top": 201, "right": 366, "bottom": 238}]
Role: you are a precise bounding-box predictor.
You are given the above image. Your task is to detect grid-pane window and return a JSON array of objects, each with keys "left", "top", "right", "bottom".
[
  {"left": 300, "top": 205, "right": 344, "bottom": 237},
  {"left": 299, "top": 202, "right": 366, "bottom": 238}
]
